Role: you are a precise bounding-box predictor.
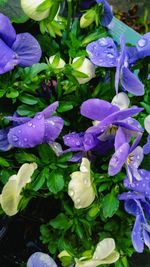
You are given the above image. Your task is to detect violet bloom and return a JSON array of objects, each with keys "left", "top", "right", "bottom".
[
  {"left": 108, "top": 128, "right": 144, "bottom": 183},
  {"left": 81, "top": 98, "right": 143, "bottom": 147},
  {"left": 80, "top": 0, "right": 113, "bottom": 27},
  {"left": 27, "top": 252, "right": 57, "bottom": 267},
  {"left": 86, "top": 35, "right": 144, "bottom": 95},
  {"left": 119, "top": 191, "right": 150, "bottom": 253},
  {"left": 143, "top": 135, "right": 150, "bottom": 155},
  {"left": 0, "top": 13, "right": 41, "bottom": 74},
  {"left": 0, "top": 102, "right": 63, "bottom": 150}
]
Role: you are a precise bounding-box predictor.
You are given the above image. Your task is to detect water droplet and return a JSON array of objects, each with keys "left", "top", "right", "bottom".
[
  {"left": 107, "top": 53, "right": 114, "bottom": 58},
  {"left": 18, "top": 130, "right": 22, "bottom": 134},
  {"left": 69, "top": 190, "right": 74, "bottom": 197},
  {"left": 99, "top": 38, "right": 108, "bottom": 46},
  {"left": 32, "top": 124, "right": 36, "bottom": 128},
  {"left": 28, "top": 122, "right": 33, "bottom": 127},
  {"left": 84, "top": 178, "right": 88, "bottom": 185},
  {"left": 138, "top": 39, "right": 147, "bottom": 47},
  {"left": 24, "top": 138, "right": 28, "bottom": 142},
  {"left": 37, "top": 114, "right": 42, "bottom": 120},
  {"left": 76, "top": 198, "right": 80, "bottom": 204},
  {"left": 76, "top": 141, "right": 81, "bottom": 146},
  {"left": 13, "top": 135, "right": 18, "bottom": 142}
]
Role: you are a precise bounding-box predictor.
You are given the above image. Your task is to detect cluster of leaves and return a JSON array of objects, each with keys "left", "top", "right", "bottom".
[{"left": 0, "top": 1, "right": 150, "bottom": 266}]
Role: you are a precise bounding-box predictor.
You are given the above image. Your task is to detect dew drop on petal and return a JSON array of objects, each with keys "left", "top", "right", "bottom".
[
  {"left": 138, "top": 39, "right": 147, "bottom": 47},
  {"left": 28, "top": 122, "right": 33, "bottom": 127},
  {"left": 69, "top": 190, "right": 74, "bottom": 197},
  {"left": 13, "top": 135, "right": 19, "bottom": 142},
  {"left": 98, "top": 38, "right": 108, "bottom": 46}
]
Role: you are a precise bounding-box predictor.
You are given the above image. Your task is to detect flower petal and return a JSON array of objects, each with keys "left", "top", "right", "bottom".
[
  {"left": 86, "top": 37, "right": 118, "bottom": 67},
  {"left": 108, "top": 143, "right": 130, "bottom": 176},
  {"left": 143, "top": 229, "right": 150, "bottom": 250},
  {"left": 97, "top": 0, "right": 113, "bottom": 27},
  {"left": 144, "top": 115, "right": 150, "bottom": 134},
  {"left": 0, "top": 39, "right": 19, "bottom": 74},
  {"left": 0, "top": 128, "right": 12, "bottom": 151},
  {"left": 114, "top": 127, "right": 128, "bottom": 150},
  {"left": 8, "top": 115, "right": 45, "bottom": 148},
  {"left": 132, "top": 215, "right": 144, "bottom": 253},
  {"left": 143, "top": 135, "right": 150, "bottom": 155},
  {"left": 12, "top": 33, "right": 42, "bottom": 67},
  {"left": 128, "top": 146, "right": 144, "bottom": 169},
  {"left": 63, "top": 132, "right": 84, "bottom": 149},
  {"left": 136, "top": 33, "right": 150, "bottom": 59},
  {"left": 111, "top": 92, "right": 130, "bottom": 110},
  {"left": 121, "top": 67, "right": 144, "bottom": 96},
  {"left": 0, "top": 13, "right": 16, "bottom": 47},
  {"left": 27, "top": 252, "right": 57, "bottom": 267},
  {"left": 81, "top": 99, "right": 119, "bottom": 121},
  {"left": 44, "top": 116, "right": 64, "bottom": 143},
  {"left": 93, "top": 238, "right": 116, "bottom": 260},
  {"left": 41, "top": 101, "right": 59, "bottom": 118}
]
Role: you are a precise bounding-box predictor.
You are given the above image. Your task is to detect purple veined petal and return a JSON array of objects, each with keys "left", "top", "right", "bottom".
[
  {"left": 44, "top": 116, "right": 64, "bottom": 143},
  {"left": 81, "top": 99, "right": 119, "bottom": 121},
  {"left": 143, "top": 135, "right": 150, "bottom": 155},
  {"left": 126, "top": 164, "right": 134, "bottom": 183},
  {"left": 128, "top": 146, "right": 144, "bottom": 169},
  {"left": 69, "top": 152, "right": 84, "bottom": 162},
  {"left": 130, "top": 133, "right": 143, "bottom": 153},
  {"left": 100, "top": 107, "right": 143, "bottom": 128},
  {"left": 142, "top": 201, "right": 150, "bottom": 221},
  {"left": 124, "top": 199, "right": 138, "bottom": 217},
  {"left": 63, "top": 132, "right": 85, "bottom": 150},
  {"left": 86, "top": 37, "right": 118, "bottom": 67},
  {"left": 5, "top": 116, "right": 30, "bottom": 124},
  {"left": 41, "top": 102, "right": 59, "bottom": 118},
  {"left": 0, "top": 128, "right": 12, "bottom": 151},
  {"left": 96, "top": 0, "right": 113, "bottom": 27},
  {"left": 126, "top": 46, "right": 139, "bottom": 64},
  {"left": 12, "top": 33, "right": 42, "bottom": 67},
  {"left": 143, "top": 229, "right": 150, "bottom": 250},
  {"left": 136, "top": 33, "right": 150, "bottom": 58},
  {"left": 27, "top": 252, "right": 57, "bottom": 267},
  {"left": 132, "top": 214, "right": 144, "bottom": 253},
  {"left": 114, "top": 127, "right": 128, "bottom": 151},
  {"left": 8, "top": 115, "right": 45, "bottom": 148},
  {"left": 114, "top": 117, "right": 143, "bottom": 133},
  {"left": 118, "top": 191, "right": 145, "bottom": 201},
  {"left": 115, "top": 35, "right": 126, "bottom": 94},
  {"left": 121, "top": 67, "right": 144, "bottom": 96},
  {"left": 0, "top": 39, "right": 20, "bottom": 74},
  {"left": 108, "top": 142, "right": 130, "bottom": 176},
  {"left": 83, "top": 132, "right": 99, "bottom": 151},
  {"left": 0, "top": 13, "right": 16, "bottom": 47}
]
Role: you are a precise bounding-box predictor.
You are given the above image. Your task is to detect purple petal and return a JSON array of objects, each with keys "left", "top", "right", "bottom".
[
  {"left": 108, "top": 142, "right": 130, "bottom": 176},
  {"left": 100, "top": 107, "right": 143, "bottom": 128},
  {"left": 81, "top": 99, "right": 119, "bottom": 121},
  {"left": 5, "top": 116, "right": 30, "bottom": 124},
  {"left": 114, "top": 118, "right": 143, "bottom": 133},
  {"left": 124, "top": 199, "right": 138, "bottom": 216},
  {"left": 0, "top": 39, "right": 19, "bottom": 74},
  {"left": 8, "top": 115, "right": 45, "bottom": 148},
  {"left": 132, "top": 215, "right": 144, "bottom": 253},
  {"left": 86, "top": 37, "right": 118, "bottom": 67},
  {"left": 143, "top": 135, "right": 150, "bottom": 155},
  {"left": 121, "top": 67, "right": 144, "bottom": 96},
  {"left": 12, "top": 33, "right": 42, "bottom": 67},
  {"left": 136, "top": 33, "right": 150, "bottom": 59},
  {"left": 83, "top": 133, "right": 99, "bottom": 151},
  {"left": 63, "top": 132, "right": 84, "bottom": 149},
  {"left": 128, "top": 146, "right": 143, "bottom": 169},
  {"left": 114, "top": 127, "right": 128, "bottom": 150},
  {"left": 143, "top": 229, "right": 150, "bottom": 250},
  {"left": 96, "top": 0, "right": 113, "bottom": 27},
  {"left": 127, "top": 46, "right": 139, "bottom": 64},
  {"left": 41, "top": 102, "right": 59, "bottom": 118},
  {"left": 69, "top": 152, "right": 84, "bottom": 162},
  {"left": 0, "top": 13, "right": 16, "bottom": 47},
  {"left": 118, "top": 191, "right": 145, "bottom": 201},
  {"left": 115, "top": 35, "right": 126, "bottom": 94},
  {"left": 44, "top": 116, "right": 64, "bottom": 143},
  {"left": 27, "top": 252, "right": 57, "bottom": 267},
  {"left": 130, "top": 134, "right": 143, "bottom": 152},
  {"left": 0, "top": 128, "right": 12, "bottom": 151}
]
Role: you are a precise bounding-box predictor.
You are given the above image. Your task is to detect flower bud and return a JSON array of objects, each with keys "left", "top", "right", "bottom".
[
  {"left": 80, "top": 9, "right": 96, "bottom": 28},
  {"left": 111, "top": 92, "right": 130, "bottom": 110},
  {"left": 49, "top": 55, "right": 66, "bottom": 69},
  {"left": 21, "top": 0, "right": 50, "bottom": 21},
  {"left": 144, "top": 115, "right": 150, "bottom": 134},
  {"left": 72, "top": 57, "right": 95, "bottom": 84}
]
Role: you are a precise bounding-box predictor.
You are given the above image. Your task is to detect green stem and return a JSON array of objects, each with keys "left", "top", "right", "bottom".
[{"left": 67, "top": 0, "right": 72, "bottom": 38}]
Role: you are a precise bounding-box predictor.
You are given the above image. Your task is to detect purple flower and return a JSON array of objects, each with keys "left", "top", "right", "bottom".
[
  {"left": 0, "top": 128, "right": 12, "bottom": 151},
  {"left": 27, "top": 252, "right": 57, "bottom": 267},
  {"left": 143, "top": 135, "right": 150, "bottom": 155},
  {"left": 86, "top": 36, "right": 144, "bottom": 95},
  {"left": 108, "top": 129, "right": 144, "bottom": 183},
  {"left": 119, "top": 191, "right": 150, "bottom": 253},
  {"left": 0, "top": 102, "right": 63, "bottom": 150},
  {"left": 0, "top": 13, "right": 41, "bottom": 74}
]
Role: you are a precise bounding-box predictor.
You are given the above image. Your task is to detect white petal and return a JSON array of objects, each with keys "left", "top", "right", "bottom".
[
  {"left": 144, "top": 115, "right": 150, "bottom": 134},
  {"left": 93, "top": 238, "right": 116, "bottom": 261},
  {"left": 111, "top": 92, "right": 130, "bottom": 110},
  {"left": 72, "top": 57, "right": 95, "bottom": 84},
  {"left": 49, "top": 55, "right": 66, "bottom": 68},
  {"left": 21, "top": 0, "right": 50, "bottom": 21}
]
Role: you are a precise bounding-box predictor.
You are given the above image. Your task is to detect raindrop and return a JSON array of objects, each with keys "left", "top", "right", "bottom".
[
  {"left": 76, "top": 141, "right": 81, "bottom": 146},
  {"left": 84, "top": 178, "right": 88, "bottom": 185},
  {"left": 138, "top": 39, "right": 147, "bottom": 48},
  {"left": 28, "top": 122, "right": 33, "bottom": 127},
  {"left": 37, "top": 114, "right": 42, "bottom": 120},
  {"left": 18, "top": 130, "right": 22, "bottom": 134},
  {"left": 32, "top": 124, "right": 36, "bottom": 128},
  {"left": 13, "top": 135, "right": 18, "bottom": 142},
  {"left": 69, "top": 190, "right": 74, "bottom": 197},
  {"left": 76, "top": 198, "right": 80, "bottom": 204},
  {"left": 24, "top": 138, "right": 28, "bottom": 142},
  {"left": 99, "top": 38, "right": 108, "bottom": 46},
  {"left": 107, "top": 53, "right": 114, "bottom": 58}
]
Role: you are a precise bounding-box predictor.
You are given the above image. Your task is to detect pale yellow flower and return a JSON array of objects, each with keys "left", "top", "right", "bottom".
[
  {"left": 72, "top": 57, "right": 95, "bottom": 84},
  {"left": 111, "top": 92, "right": 130, "bottom": 110},
  {"left": 49, "top": 55, "right": 66, "bottom": 69},
  {"left": 68, "top": 158, "right": 95, "bottom": 209},
  {"left": 0, "top": 163, "right": 37, "bottom": 216},
  {"left": 75, "top": 238, "right": 119, "bottom": 267},
  {"left": 21, "top": 0, "right": 51, "bottom": 21},
  {"left": 144, "top": 115, "right": 150, "bottom": 134}
]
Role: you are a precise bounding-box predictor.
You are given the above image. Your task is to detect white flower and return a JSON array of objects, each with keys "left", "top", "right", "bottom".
[
  {"left": 49, "top": 55, "right": 66, "bottom": 69},
  {"left": 68, "top": 158, "right": 95, "bottom": 209},
  {"left": 21, "top": 0, "right": 50, "bottom": 21},
  {"left": 72, "top": 57, "right": 95, "bottom": 84},
  {"left": 144, "top": 115, "right": 150, "bottom": 134},
  {"left": 111, "top": 92, "right": 130, "bottom": 110},
  {"left": 75, "top": 238, "right": 119, "bottom": 267},
  {"left": 0, "top": 163, "right": 37, "bottom": 216}
]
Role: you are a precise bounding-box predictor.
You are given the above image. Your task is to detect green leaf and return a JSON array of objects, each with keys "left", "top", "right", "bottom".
[
  {"left": 72, "top": 70, "right": 89, "bottom": 78},
  {"left": 33, "top": 167, "right": 49, "bottom": 191},
  {"left": 38, "top": 144, "right": 56, "bottom": 164},
  {"left": 19, "top": 94, "right": 38, "bottom": 105},
  {"left": 15, "top": 151, "right": 39, "bottom": 163},
  {"left": 0, "top": 157, "right": 10, "bottom": 167},
  {"left": 101, "top": 190, "right": 119, "bottom": 219},
  {"left": 0, "top": 0, "right": 28, "bottom": 23},
  {"left": 57, "top": 101, "right": 74, "bottom": 113},
  {"left": 58, "top": 152, "right": 73, "bottom": 163},
  {"left": 36, "top": 0, "right": 52, "bottom": 12},
  {"left": 6, "top": 90, "right": 19, "bottom": 98},
  {"left": 49, "top": 213, "right": 68, "bottom": 230},
  {"left": 140, "top": 102, "right": 150, "bottom": 114},
  {"left": 47, "top": 170, "right": 64, "bottom": 194},
  {"left": 17, "top": 105, "right": 37, "bottom": 116},
  {"left": 72, "top": 57, "right": 85, "bottom": 69}
]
